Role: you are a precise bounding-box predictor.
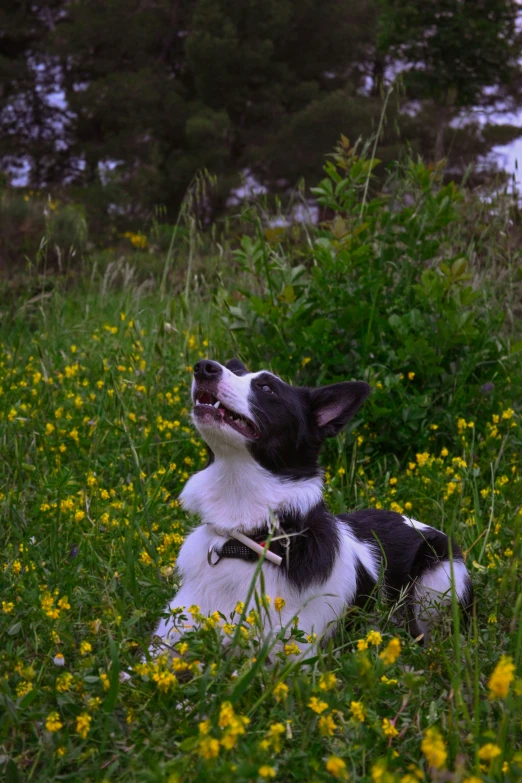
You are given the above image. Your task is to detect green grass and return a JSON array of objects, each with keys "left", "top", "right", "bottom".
[{"left": 0, "top": 283, "right": 520, "bottom": 783}]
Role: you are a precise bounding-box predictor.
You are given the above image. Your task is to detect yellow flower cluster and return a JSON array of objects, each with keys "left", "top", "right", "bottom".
[
  {"left": 197, "top": 701, "right": 250, "bottom": 760},
  {"left": 382, "top": 718, "right": 398, "bottom": 738},
  {"left": 40, "top": 591, "right": 70, "bottom": 620},
  {"left": 326, "top": 755, "right": 348, "bottom": 779},
  {"left": 76, "top": 712, "right": 92, "bottom": 739},
  {"left": 379, "top": 638, "right": 401, "bottom": 665},
  {"left": 478, "top": 743, "right": 502, "bottom": 762},
  {"left": 45, "top": 711, "right": 63, "bottom": 732},
  {"left": 366, "top": 630, "right": 382, "bottom": 646},
  {"left": 488, "top": 655, "right": 515, "bottom": 699},
  {"left": 350, "top": 701, "right": 365, "bottom": 723},
  {"left": 308, "top": 696, "right": 329, "bottom": 714},
  {"left": 123, "top": 231, "right": 148, "bottom": 249},
  {"left": 421, "top": 727, "right": 447, "bottom": 769},
  {"left": 259, "top": 722, "right": 285, "bottom": 752}
]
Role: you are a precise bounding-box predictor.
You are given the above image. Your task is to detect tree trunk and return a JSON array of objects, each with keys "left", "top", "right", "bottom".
[
  {"left": 370, "top": 54, "right": 385, "bottom": 97},
  {"left": 435, "top": 97, "right": 453, "bottom": 162}
]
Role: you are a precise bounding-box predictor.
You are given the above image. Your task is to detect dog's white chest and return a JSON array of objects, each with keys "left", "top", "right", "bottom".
[{"left": 151, "top": 524, "right": 360, "bottom": 653}]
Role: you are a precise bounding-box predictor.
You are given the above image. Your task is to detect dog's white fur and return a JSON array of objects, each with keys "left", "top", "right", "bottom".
[
  {"left": 152, "top": 462, "right": 379, "bottom": 654},
  {"left": 149, "top": 366, "right": 470, "bottom": 656}
]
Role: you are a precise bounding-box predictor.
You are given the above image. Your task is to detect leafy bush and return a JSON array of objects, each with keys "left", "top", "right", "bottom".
[{"left": 219, "top": 139, "right": 519, "bottom": 457}]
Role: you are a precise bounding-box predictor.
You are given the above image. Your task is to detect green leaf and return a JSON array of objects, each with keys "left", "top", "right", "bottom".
[
  {"left": 179, "top": 736, "right": 199, "bottom": 752},
  {"left": 280, "top": 285, "right": 296, "bottom": 304},
  {"left": 451, "top": 257, "right": 467, "bottom": 278},
  {"left": 5, "top": 760, "right": 20, "bottom": 783},
  {"left": 19, "top": 688, "right": 39, "bottom": 709}
]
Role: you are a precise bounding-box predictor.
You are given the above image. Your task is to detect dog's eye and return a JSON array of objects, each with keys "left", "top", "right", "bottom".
[{"left": 258, "top": 383, "right": 273, "bottom": 394}]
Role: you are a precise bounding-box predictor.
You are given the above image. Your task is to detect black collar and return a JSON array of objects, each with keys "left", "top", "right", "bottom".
[{"left": 207, "top": 528, "right": 292, "bottom": 567}]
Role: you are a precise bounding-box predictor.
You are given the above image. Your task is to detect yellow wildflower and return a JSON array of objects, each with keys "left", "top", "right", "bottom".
[
  {"left": 265, "top": 722, "right": 285, "bottom": 752},
  {"left": 380, "top": 638, "right": 401, "bottom": 665},
  {"left": 274, "top": 597, "right": 286, "bottom": 613},
  {"left": 421, "top": 727, "right": 447, "bottom": 769},
  {"left": 273, "top": 682, "right": 289, "bottom": 702},
  {"left": 381, "top": 675, "right": 398, "bottom": 686},
  {"left": 56, "top": 672, "right": 73, "bottom": 692},
  {"left": 488, "top": 655, "right": 515, "bottom": 699},
  {"left": 198, "top": 736, "right": 219, "bottom": 760},
  {"left": 259, "top": 767, "right": 277, "bottom": 779},
  {"left": 76, "top": 712, "right": 92, "bottom": 739},
  {"left": 218, "top": 701, "right": 235, "bottom": 729},
  {"left": 16, "top": 681, "right": 33, "bottom": 697},
  {"left": 325, "top": 756, "right": 348, "bottom": 779},
  {"left": 152, "top": 670, "right": 176, "bottom": 692},
  {"left": 319, "top": 672, "right": 337, "bottom": 691},
  {"left": 478, "top": 743, "right": 501, "bottom": 762},
  {"left": 366, "top": 630, "right": 382, "bottom": 646},
  {"left": 350, "top": 701, "right": 365, "bottom": 722},
  {"left": 371, "top": 759, "right": 393, "bottom": 782},
  {"left": 308, "top": 696, "right": 329, "bottom": 714},
  {"left": 45, "top": 712, "right": 63, "bottom": 732},
  {"left": 319, "top": 713, "right": 338, "bottom": 736},
  {"left": 382, "top": 718, "right": 398, "bottom": 738}
]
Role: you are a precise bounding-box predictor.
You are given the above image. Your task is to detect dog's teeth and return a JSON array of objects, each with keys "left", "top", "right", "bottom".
[{"left": 214, "top": 400, "right": 221, "bottom": 409}]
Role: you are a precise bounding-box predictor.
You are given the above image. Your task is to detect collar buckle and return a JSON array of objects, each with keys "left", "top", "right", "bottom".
[{"left": 207, "top": 544, "right": 222, "bottom": 567}]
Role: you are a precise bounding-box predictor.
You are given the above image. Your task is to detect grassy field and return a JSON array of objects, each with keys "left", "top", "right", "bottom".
[
  {"left": 0, "top": 286, "right": 520, "bottom": 783},
  {"left": 1, "top": 152, "right": 521, "bottom": 782}
]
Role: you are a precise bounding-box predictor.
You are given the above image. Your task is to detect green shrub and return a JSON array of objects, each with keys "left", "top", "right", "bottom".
[{"left": 219, "top": 140, "right": 519, "bottom": 458}]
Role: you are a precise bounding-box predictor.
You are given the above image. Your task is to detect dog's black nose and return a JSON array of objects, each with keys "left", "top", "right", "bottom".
[{"left": 194, "top": 360, "right": 222, "bottom": 381}]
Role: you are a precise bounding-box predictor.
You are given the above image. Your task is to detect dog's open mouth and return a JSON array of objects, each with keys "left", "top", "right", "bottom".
[{"left": 194, "top": 390, "right": 260, "bottom": 440}]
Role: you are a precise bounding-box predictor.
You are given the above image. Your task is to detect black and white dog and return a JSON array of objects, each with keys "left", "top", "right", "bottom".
[{"left": 151, "top": 359, "right": 473, "bottom": 654}]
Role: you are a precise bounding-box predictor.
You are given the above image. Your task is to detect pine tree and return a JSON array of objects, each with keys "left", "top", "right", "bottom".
[
  {"left": 0, "top": 1, "right": 67, "bottom": 185},
  {"left": 377, "top": 0, "right": 522, "bottom": 165}
]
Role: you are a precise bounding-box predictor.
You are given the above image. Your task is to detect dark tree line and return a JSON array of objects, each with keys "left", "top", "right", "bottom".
[{"left": 1, "top": 0, "right": 522, "bottom": 221}]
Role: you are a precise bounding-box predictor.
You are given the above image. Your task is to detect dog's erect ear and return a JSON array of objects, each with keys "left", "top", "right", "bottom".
[
  {"left": 226, "top": 358, "right": 249, "bottom": 376},
  {"left": 310, "top": 381, "right": 371, "bottom": 438}
]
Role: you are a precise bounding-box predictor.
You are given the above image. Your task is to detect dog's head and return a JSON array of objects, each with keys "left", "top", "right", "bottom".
[{"left": 190, "top": 358, "right": 370, "bottom": 479}]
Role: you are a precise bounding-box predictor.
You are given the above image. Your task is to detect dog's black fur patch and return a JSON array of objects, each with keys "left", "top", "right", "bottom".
[{"left": 245, "top": 371, "right": 370, "bottom": 481}]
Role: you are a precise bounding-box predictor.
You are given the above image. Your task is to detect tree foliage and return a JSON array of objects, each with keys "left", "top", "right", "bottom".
[
  {"left": 377, "top": 0, "right": 522, "bottom": 159},
  {"left": 1, "top": 0, "right": 521, "bottom": 223}
]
